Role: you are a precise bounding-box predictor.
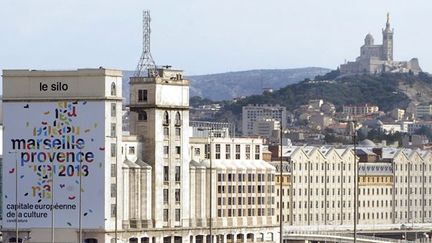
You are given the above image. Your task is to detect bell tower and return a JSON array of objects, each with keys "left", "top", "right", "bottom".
[{"left": 382, "top": 13, "right": 394, "bottom": 61}]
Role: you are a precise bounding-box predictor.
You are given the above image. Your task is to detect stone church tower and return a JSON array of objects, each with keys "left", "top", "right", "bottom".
[{"left": 382, "top": 13, "right": 394, "bottom": 61}]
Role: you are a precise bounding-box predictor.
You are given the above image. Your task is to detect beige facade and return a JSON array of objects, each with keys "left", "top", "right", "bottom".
[{"left": 272, "top": 145, "right": 432, "bottom": 228}]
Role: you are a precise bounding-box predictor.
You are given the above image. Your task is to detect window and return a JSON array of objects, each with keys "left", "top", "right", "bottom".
[
  {"left": 175, "top": 189, "right": 180, "bottom": 202},
  {"left": 111, "top": 82, "right": 116, "bottom": 96},
  {"left": 205, "top": 144, "right": 210, "bottom": 159},
  {"left": 138, "top": 89, "right": 148, "bottom": 102},
  {"left": 164, "top": 127, "right": 169, "bottom": 136},
  {"left": 163, "top": 111, "right": 169, "bottom": 125},
  {"left": 164, "top": 146, "right": 169, "bottom": 156},
  {"left": 111, "top": 123, "right": 116, "bottom": 137},
  {"left": 163, "top": 209, "right": 168, "bottom": 222},
  {"left": 111, "top": 143, "right": 116, "bottom": 157},
  {"left": 128, "top": 146, "right": 135, "bottom": 155},
  {"left": 175, "top": 112, "right": 181, "bottom": 126},
  {"left": 215, "top": 144, "right": 221, "bottom": 159},
  {"left": 246, "top": 145, "right": 251, "bottom": 159},
  {"left": 175, "top": 166, "right": 181, "bottom": 182},
  {"left": 111, "top": 204, "right": 116, "bottom": 217},
  {"left": 255, "top": 145, "right": 260, "bottom": 160},
  {"left": 235, "top": 145, "right": 241, "bottom": 159},
  {"left": 175, "top": 128, "right": 181, "bottom": 136},
  {"left": 111, "top": 103, "right": 116, "bottom": 117},
  {"left": 194, "top": 148, "right": 200, "bottom": 156},
  {"left": 225, "top": 144, "right": 231, "bottom": 159},
  {"left": 164, "top": 166, "right": 169, "bottom": 181},
  {"left": 111, "top": 183, "right": 116, "bottom": 197},
  {"left": 138, "top": 111, "right": 147, "bottom": 121},
  {"left": 175, "top": 209, "right": 181, "bottom": 221},
  {"left": 176, "top": 146, "right": 181, "bottom": 155},
  {"left": 163, "top": 189, "right": 169, "bottom": 204},
  {"left": 111, "top": 164, "right": 116, "bottom": 177}
]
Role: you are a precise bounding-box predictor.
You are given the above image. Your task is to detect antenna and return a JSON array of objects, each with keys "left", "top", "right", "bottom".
[{"left": 134, "top": 10, "right": 158, "bottom": 78}]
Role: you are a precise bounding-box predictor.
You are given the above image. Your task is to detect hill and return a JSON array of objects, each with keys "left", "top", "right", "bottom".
[
  {"left": 214, "top": 72, "right": 432, "bottom": 123},
  {"left": 188, "top": 67, "right": 330, "bottom": 100},
  {"left": 121, "top": 67, "right": 330, "bottom": 103}
]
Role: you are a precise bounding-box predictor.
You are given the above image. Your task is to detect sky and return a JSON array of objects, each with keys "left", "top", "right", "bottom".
[{"left": 0, "top": 0, "right": 431, "bottom": 76}]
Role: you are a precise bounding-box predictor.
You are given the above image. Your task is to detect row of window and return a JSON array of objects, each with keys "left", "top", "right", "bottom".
[
  {"left": 110, "top": 144, "right": 136, "bottom": 158},
  {"left": 292, "top": 175, "right": 354, "bottom": 184},
  {"left": 163, "top": 146, "right": 182, "bottom": 156},
  {"left": 217, "top": 196, "right": 273, "bottom": 206},
  {"left": 137, "top": 110, "right": 182, "bottom": 127},
  {"left": 217, "top": 173, "right": 273, "bottom": 182},
  {"left": 163, "top": 127, "right": 181, "bottom": 137},
  {"left": 163, "top": 208, "right": 181, "bottom": 222},
  {"left": 395, "top": 163, "right": 432, "bottom": 171},
  {"left": 196, "top": 144, "right": 261, "bottom": 160},
  {"left": 217, "top": 185, "right": 274, "bottom": 194},
  {"left": 217, "top": 208, "right": 273, "bottom": 217},
  {"left": 163, "top": 188, "right": 181, "bottom": 204},
  {"left": 163, "top": 166, "right": 181, "bottom": 182},
  {"left": 396, "top": 175, "right": 432, "bottom": 183},
  {"left": 294, "top": 162, "right": 352, "bottom": 171}
]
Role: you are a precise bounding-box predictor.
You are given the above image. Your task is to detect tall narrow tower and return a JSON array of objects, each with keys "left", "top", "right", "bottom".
[
  {"left": 129, "top": 11, "right": 190, "bottom": 229},
  {"left": 135, "top": 10, "right": 158, "bottom": 77},
  {"left": 382, "top": 13, "right": 394, "bottom": 61}
]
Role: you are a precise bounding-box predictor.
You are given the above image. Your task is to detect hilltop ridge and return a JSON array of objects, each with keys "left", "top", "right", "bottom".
[{"left": 121, "top": 67, "right": 329, "bottom": 103}]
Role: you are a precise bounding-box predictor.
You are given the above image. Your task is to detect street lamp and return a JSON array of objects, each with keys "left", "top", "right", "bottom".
[
  {"left": 206, "top": 129, "right": 214, "bottom": 243},
  {"left": 8, "top": 150, "right": 19, "bottom": 243},
  {"left": 352, "top": 121, "right": 358, "bottom": 243},
  {"left": 197, "top": 127, "right": 214, "bottom": 243},
  {"left": 79, "top": 145, "right": 83, "bottom": 243},
  {"left": 279, "top": 125, "right": 288, "bottom": 243},
  {"left": 45, "top": 145, "right": 55, "bottom": 243},
  {"left": 106, "top": 135, "right": 119, "bottom": 243}
]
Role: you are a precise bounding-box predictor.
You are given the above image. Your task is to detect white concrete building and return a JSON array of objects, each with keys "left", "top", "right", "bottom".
[{"left": 242, "top": 105, "right": 287, "bottom": 136}]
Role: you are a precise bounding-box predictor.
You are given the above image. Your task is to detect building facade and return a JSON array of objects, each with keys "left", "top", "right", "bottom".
[
  {"left": 242, "top": 105, "right": 287, "bottom": 137},
  {"left": 1, "top": 69, "right": 124, "bottom": 242},
  {"left": 271, "top": 145, "right": 432, "bottom": 227}
]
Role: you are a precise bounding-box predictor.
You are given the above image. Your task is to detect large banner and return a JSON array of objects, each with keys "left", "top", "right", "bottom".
[{"left": 2, "top": 101, "right": 105, "bottom": 229}]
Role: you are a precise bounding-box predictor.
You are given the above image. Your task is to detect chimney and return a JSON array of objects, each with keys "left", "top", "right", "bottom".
[{"left": 372, "top": 148, "right": 383, "bottom": 160}]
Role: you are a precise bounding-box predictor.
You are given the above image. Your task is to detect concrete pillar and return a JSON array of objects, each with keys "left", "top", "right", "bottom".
[
  {"left": 223, "top": 234, "right": 227, "bottom": 243},
  {"left": 190, "top": 235, "right": 195, "bottom": 243},
  {"left": 252, "top": 234, "right": 256, "bottom": 243},
  {"left": 203, "top": 235, "right": 208, "bottom": 243},
  {"left": 155, "top": 236, "right": 163, "bottom": 243},
  {"left": 233, "top": 234, "right": 237, "bottom": 243},
  {"left": 242, "top": 234, "right": 247, "bottom": 243}
]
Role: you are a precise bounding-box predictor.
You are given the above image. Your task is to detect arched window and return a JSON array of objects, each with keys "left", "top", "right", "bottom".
[
  {"left": 175, "top": 112, "right": 181, "bottom": 126},
  {"left": 163, "top": 111, "right": 169, "bottom": 125},
  {"left": 111, "top": 82, "right": 116, "bottom": 96},
  {"left": 138, "top": 111, "right": 147, "bottom": 121}
]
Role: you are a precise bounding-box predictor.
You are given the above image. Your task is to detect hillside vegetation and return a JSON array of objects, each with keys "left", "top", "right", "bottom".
[{"left": 214, "top": 72, "right": 432, "bottom": 122}]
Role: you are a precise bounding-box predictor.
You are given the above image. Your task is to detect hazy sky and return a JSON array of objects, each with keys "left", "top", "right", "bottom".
[{"left": 0, "top": 0, "right": 431, "bottom": 75}]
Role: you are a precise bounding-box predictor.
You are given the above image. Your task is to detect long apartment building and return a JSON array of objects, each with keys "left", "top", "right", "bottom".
[{"left": 270, "top": 144, "right": 432, "bottom": 227}]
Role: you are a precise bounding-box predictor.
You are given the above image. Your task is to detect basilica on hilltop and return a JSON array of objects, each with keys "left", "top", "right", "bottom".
[{"left": 339, "top": 14, "right": 422, "bottom": 75}]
